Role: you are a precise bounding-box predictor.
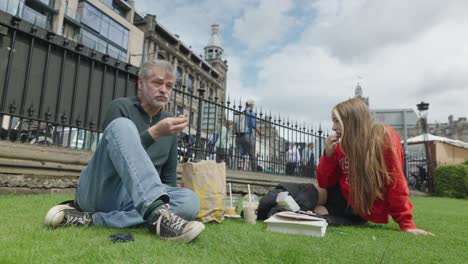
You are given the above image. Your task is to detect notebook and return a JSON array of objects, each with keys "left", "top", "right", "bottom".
[{"left": 264, "top": 211, "right": 328, "bottom": 237}]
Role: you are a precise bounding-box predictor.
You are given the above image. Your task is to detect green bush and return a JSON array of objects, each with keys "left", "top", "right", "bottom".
[
  {"left": 434, "top": 165, "right": 468, "bottom": 198},
  {"left": 463, "top": 159, "right": 468, "bottom": 165}
]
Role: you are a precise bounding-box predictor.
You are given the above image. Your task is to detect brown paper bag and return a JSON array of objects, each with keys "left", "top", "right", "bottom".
[{"left": 181, "top": 160, "right": 226, "bottom": 223}]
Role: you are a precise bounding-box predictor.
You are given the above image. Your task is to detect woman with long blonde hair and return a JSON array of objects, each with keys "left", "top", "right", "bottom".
[{"left": 315, "top": 98, "right": 432, "bottom": 235}]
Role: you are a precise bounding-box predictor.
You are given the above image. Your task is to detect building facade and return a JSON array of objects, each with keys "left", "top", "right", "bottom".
[
  {"left": 427, "top": 115, "right": 468, "bottom": 143},
  {"left": 0, "top": 0, "right": 143, "bottom": 66},
  {"left": 135, "top": 14, "right": 228, "bottom": 132},
  {"left": 352, "top": 84, "right": 468, "bottom": 143}
]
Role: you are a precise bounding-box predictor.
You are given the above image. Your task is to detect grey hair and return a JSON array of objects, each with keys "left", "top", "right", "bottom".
[
  {"left": 245, "top": 99, "right": 255, "bottom": 106},
  {"left": 139, "top": 59, "right": 176, "bottom": 80}
]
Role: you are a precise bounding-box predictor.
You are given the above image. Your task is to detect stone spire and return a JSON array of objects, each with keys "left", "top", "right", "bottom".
[
  {"left": 204, "top": 24, "right": 224, "bottom": 60},
  {"left": 353, "top": 82, "right": 369, "bottom": 106},
  {"left": 355, "top": 82, "right": 363, "bottom": 97}
]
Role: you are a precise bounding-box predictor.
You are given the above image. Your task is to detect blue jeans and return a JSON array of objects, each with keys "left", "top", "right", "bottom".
[{"left": 76, "top": 118, "right": 199, "bottom": 228}]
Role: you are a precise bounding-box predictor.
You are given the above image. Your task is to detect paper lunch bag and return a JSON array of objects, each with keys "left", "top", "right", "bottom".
[{"left": 182, "top": 160, "right": 226, "bottom": 223}]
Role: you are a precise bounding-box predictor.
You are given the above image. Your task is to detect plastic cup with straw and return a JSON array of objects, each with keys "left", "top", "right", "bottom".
[
  {"left": 225, "top": 183, "right": 237, "bottom": 215},
  {"left": 244, "top": 184, "right": 256, "bottom": 224}
]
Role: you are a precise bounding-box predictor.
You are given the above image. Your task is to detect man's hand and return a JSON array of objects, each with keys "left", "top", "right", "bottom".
[
  {"left": 325, "top": 135, "right": 340, "bottom": 157},
  {"left": 148, "top": 115, "right": 188, "bottom": 140},
  {"left": 405, "top": 228, "right": 434, "bottom": 236}
]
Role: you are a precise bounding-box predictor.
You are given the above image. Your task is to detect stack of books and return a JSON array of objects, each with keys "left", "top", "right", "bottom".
[{"left": 264, "top": 211, "right": 328, "bottom": 237}]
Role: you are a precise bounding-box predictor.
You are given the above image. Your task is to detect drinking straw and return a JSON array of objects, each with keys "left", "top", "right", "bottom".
[
  {"left": 229, "top": 183, "right": 233, "bottom": 208},
  {"left": 248, "top": 184, "right": 252, "bottom": 204}
]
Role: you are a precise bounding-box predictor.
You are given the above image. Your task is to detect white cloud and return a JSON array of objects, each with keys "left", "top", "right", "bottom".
[
  {"left": 135, "top": 0, "right": 252, "bottom": 52},
  {"left": 251, "top": 0, "right": 468, "bottom": 126},
  {"left": 136, "top": 0, "right": 468, "bottom": 129},
  {"left": 306, "top": 0, "right": 467, "bottom": 60},
  {"left": 232, "top": 0, "right": 296, "bottom": 51}
]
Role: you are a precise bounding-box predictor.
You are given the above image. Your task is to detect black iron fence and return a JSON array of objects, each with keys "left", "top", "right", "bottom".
[
  {"left": 169, "top": 86, "right": 325, "bottom": 177},
  {"left": 406, "top": 153, "right": 441, "bottom": 192},
  {"left": 0, "top": 11, "right": 325, "bottom": 177},
  {"left": 0, "top": 10, "right": 138, "bottom": 150}
]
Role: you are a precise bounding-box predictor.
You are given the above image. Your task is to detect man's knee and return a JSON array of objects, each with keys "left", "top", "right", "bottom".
[{"left": 105, "top": 118, "right": 138, "bottom": 136}]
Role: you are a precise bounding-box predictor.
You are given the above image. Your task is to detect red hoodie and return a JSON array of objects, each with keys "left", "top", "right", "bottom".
[{"left": 317, "top": 127, "right": 416, "bottom": 231}]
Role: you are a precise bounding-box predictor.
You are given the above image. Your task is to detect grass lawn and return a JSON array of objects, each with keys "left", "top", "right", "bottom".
[{"left": 0, "top": 194, "right": 467, "bottom": 264}]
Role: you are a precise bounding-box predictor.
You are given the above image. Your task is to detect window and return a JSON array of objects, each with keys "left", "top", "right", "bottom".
[
  {"left": 99, "top": 16, "right": 109, "bottom": 37},
  {"left": 99, "top": 0, "right": 127, "bottom": 18},
  {"left": 80, "top": 3, "right": 100, "bottom": 30},
  {"left": 190, "top": 112, "right": 195, "bottom": 126},
  {"left": 209, "top": 88, "right": 214, "bottom": 98},
  {"left": 176, "top": 67, "right": 183, "bottom": 87},
  {"left": 38, "top": 0, "right": 51, "bottom": 6},
  {"left": 1, "top": 0, "right": 24, "bottom": 16},
  {"left": 108, "top": 20, "right": 124, "bottom": 47},
  {"left": 177, "top": 105, "right": 183, "bottom": 116},
  {"left": 78, "top": 2, "right": 129, "bottom": 60},
  {"left": 81, "top": 29, "right": 98, "bottom": 48},
  {"left": 107, "top": 44, "right": 120, "bottom": 59},
  {"left": 22, "top": 5, "right": 48, "bottom": 29},
  {"left": 0, "top": 0, "right": 7, "bottom": 11},
  {"left": 187, "top": 74, "right": 194, "bottom": 91}
]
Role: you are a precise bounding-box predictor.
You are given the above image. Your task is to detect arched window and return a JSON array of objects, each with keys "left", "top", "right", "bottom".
[
  {"left": 176, "top": 67, "right": 183, "bottom": 87},
  {"left": 187, "top": 74, "right": 194, "bottom": 91},
  {"left": 209, "top": 88, "right": 214, "bottom": 98}
]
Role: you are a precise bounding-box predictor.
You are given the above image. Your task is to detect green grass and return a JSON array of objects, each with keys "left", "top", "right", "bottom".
[{"left": 0, "top": 195, "right": 467, "bottom": 264}]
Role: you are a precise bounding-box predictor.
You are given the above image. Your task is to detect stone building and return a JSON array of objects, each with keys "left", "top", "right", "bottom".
[
  {"left": 427, "top": 115, "right": 468, "bottom": 143},
  {"left": 134, "top": 14, "right": 228, "bottom": 132},
  {"left": 0, "top": 0, "right": 144, "bottom": 66}
]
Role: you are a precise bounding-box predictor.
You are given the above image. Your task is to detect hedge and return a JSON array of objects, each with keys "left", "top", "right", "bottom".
[{"left": 433, "top": 164, "right": 468, "bottom": 198}]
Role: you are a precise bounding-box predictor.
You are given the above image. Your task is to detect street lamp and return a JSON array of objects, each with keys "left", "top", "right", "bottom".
[
  {"left": 416, "top": 101, "right": 431, "bottom": 192},
  {"left": 416, "top": 101, "right": 429, "bottom": 134}
]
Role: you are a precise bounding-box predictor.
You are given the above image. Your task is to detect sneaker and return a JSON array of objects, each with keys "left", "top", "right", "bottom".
[
  {"left": 147, "top": 204, "right": 205, "bottom": 243},
  {"left": 44, "top": 204, "right": 92, "bottom": 228}
]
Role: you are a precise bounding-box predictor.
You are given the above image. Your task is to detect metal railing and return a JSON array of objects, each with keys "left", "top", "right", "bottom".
[
  {"left": 0, "top": 11, "right": 138, "bottom": 151},
  {"left": 168, "top": 85, "right": 325, "bottom": 177},
  {"left": 0, "top": 10, "right": 325, "bottom": 177},
  {"left": 406, "top": 153, "right": 440, "bottom": 192}
]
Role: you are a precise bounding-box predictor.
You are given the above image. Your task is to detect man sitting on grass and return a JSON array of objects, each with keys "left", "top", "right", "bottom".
[{"left": 44, "top": 60, "right": 204, "bottom": 243}]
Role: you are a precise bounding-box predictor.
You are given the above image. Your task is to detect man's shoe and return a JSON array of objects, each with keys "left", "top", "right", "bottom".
[
  {"left": 147, "top": 204, "right": 204, "bottom": 243},
  {"left": 44, "top": 204, "right": 92, "bottom": 228}
]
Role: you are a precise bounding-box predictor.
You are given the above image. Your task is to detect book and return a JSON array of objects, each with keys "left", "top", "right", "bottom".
[{"left": 264, "top": 211, "right": 328, "bottom": 237}]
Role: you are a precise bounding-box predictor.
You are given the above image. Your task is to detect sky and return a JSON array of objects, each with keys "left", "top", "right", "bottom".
[{"left": 135, "top": 0, "right": 468, "bottom": 132}]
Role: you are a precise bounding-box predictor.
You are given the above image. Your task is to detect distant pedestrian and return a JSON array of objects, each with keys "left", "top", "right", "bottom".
[
  {"left": 215, "top": 120, "right": 233, "bottom": 165},
  {"left": 286, "top": 143, "right": 301, "bottom": 176},
  {"left": 302, "top": 143, "right": 316, "bottom": 177},
  {"left": 235, "top": 99, "right": 261, "bottom": 172}
]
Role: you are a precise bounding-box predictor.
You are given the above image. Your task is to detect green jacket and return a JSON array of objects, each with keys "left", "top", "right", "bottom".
[{"left": 103, "top": 96, "right": 178, "bottom": 187}]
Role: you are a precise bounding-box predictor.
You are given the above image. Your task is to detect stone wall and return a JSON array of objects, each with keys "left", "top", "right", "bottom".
[
  {"left": 0, "top": 141, "right": 88, "bottom": 194},
  {"left": 0, "top": 141, "right": 315, "bottom": 195}
]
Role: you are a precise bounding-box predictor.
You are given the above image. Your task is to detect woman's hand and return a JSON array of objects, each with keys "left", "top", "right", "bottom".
[
  {"left": 324, "top": 135, "right": 340, "bottom": 157},
  {"left": 405, "top": 228, "right": 434, "bottom": 236}
]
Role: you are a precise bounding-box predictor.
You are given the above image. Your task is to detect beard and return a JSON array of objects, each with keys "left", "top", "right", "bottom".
[
  {"left": 146, "top": 95, "right": 168, "bottom": 108},
  {"left": 140, "top": 83, "right": 170, "bottom": 109}
]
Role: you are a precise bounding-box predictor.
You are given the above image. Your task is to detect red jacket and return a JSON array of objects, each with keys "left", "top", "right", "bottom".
[{"left": 317, "top": 128, "right": 416, "bottom": 231}]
